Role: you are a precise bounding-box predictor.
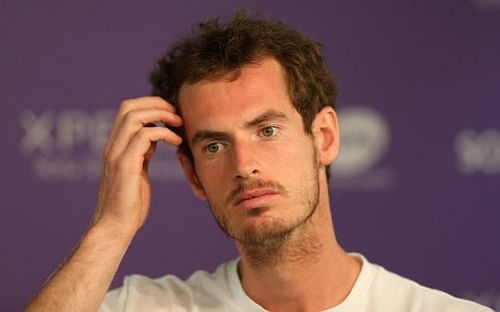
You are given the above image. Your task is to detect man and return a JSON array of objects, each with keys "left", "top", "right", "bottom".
[{"left": 27, "top": 12, "right": 491, "bottom": 312}]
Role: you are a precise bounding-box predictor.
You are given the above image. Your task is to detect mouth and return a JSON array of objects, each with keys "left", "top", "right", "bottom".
[{"left": 233, "top": 188, "right": 280, "bottom": 209}]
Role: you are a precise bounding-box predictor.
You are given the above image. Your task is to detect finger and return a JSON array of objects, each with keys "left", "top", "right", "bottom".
[
  {"left": 117, "top": 96, "right": 177, "bottom": 117},
  {"left": 107, "top": 96, "right": 178, "bottom": 147},
  {"left": 106, "top": 109, "right": 183, "bottom": 160},
  {"left": 119, "top": 127, "right": 183, "bottom": 174},
  {"left": 143, "top": 142, "right": 157, "bottom": 171}
]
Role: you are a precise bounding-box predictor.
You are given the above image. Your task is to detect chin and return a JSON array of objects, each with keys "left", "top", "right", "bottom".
[{"left": 237, "top": 216, "right": 294, "bottom": 244}]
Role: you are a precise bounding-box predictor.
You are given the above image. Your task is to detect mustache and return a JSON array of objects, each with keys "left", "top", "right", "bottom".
[{"left": 226, "top": 179, "right": 288, "bottom": 205}]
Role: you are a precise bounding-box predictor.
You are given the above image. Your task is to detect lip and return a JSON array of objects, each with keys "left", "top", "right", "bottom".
[{"left": 233, "top": 188, "right": 280, "bottom": 209}]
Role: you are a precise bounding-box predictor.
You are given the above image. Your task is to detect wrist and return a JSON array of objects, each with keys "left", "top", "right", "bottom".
[{"left": 88, "top": 218, "right": 138, "bottom": 244}]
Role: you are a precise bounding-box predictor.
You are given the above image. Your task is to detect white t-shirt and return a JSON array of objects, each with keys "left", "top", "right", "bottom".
[{"left": 100, "top": 254, "right": 492, "bottom": 311}]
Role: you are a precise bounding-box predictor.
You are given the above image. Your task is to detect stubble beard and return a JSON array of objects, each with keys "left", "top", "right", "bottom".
[{"left": 208, "top": 149, "right": 322, "bottom": 268}]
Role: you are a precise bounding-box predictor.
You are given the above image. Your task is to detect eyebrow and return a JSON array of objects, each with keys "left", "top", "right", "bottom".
[
  {"left": 244, "top": 109, "right": 288, "bottom": 128},
  {"left": 192, "top": 130, "right": 230, "bottom": 146},
  {"left": 191, "top": 109, "right": 289, "bottom": 145}
]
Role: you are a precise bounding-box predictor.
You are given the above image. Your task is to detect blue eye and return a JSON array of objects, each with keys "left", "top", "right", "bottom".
[
  {"left": 260, "top": 126, "right": 279, "bottom": 137},
  {"left": 205, "top": 142, "right": 224, "bottom": 154}
]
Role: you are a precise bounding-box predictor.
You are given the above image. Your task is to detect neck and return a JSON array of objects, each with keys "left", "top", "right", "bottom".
[{"left": 235, "top": 183, "right": 361, "bottom": 312}]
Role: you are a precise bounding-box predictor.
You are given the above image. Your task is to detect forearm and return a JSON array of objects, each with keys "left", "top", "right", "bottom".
[
  {"left": 26, "top": 221, "right": 136, "bottom": 312},
  {"left": 26, "top": 97, "right": 182, "bottom": 311}
]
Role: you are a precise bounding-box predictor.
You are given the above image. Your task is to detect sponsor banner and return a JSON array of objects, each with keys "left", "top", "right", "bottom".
[
  {"left": 471, "top": 0, "right": 500, "bottom": 10},
  {"left": 330, "top": 106, "right": 396, "bottom": 190},
  {"left": 455, "top": 128, "right": 500, "bottom": 175},
  {"left": 462, "top": 290, "right": 500, "bottom": 311},
  {"left": 19, "top": 109, "right": 183, "bottom": 182}
]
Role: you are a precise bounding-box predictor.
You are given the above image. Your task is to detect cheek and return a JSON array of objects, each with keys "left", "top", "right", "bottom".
[
  {"left": 261, "top": 142, "right": 316, "bottom": 182},
  {"left": 194, "top": 159, "right": 228, "bottom": 193},
  {"left": 272, "top": 138, "right": 315, "bottom": 163}
]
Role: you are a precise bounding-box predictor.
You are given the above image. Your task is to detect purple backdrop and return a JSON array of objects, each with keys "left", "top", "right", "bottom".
[{"left": 1, "top": 0, "right": 499, "bottom": 310}]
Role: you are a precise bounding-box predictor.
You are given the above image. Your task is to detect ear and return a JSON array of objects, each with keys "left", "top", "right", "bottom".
[
  {"left": 312, "top": 106, "right": 340, "bottom": 166},
  {"left": 177, "top": 152, "right": 207, "bottom": 200}
]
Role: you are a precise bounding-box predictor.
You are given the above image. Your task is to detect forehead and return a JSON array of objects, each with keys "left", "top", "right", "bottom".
[{"left": 178, "top": 58, "right": 295, "bottom": 133}]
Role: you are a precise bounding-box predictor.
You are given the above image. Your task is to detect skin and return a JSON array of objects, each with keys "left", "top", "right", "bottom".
[
  {"left": 178, "top": 58, "right": 361, "bottom": 311},
  {"left": 178, "top": 62, "right": 320, "bottom": 249},
  {"left": 26, "top": 98, "right": 184, "bottom": 311},
  {"left": 26, "top": 58, "right": 361, "bottom": 312}
]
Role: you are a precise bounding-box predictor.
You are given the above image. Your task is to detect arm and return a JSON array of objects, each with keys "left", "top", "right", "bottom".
[{"left": 26, "top": 96, "right": 183, "bottom": 312}]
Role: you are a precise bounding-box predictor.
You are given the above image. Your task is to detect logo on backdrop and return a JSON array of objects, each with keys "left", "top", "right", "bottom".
[
  {"left": 19, "top": 109, "right": 183, "bottom": 182},
  {"left": 461, "top": 289, "right": 500, "bottom": 310},
  {"left": 455, "top": 128, "right": 500, "bottom": 175},
  {"left": 330, "top": 106, "right": 395, "bottom": 190},
  {"left": 470, "top": 0, "right": 500, "bottom": 10},
  {"left": 20, "top": 107, "right": 398, "bottom": 185}
]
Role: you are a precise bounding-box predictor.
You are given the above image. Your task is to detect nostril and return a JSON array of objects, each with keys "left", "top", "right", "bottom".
[{"left": 235, "top": 168, "right": 259, "bottom": 179}]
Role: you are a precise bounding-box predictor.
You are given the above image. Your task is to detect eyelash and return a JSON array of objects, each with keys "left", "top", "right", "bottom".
[
  {"left": 202, "top": 126, "right": 281, "bottom": 155},
  {"left": 204, "top": 142, "right": 225, "bottom": 154},
  {"left": 259, "top": 125, "right": 280, "bottom": 138}
]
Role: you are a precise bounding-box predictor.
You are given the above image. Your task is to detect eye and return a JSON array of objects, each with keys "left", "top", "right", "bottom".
[
  {"left": 205, "top": 142, "right": 224, "bottom": 154},
  {"left": 260, "top": 126, "right": 279, "bottom": 138}
]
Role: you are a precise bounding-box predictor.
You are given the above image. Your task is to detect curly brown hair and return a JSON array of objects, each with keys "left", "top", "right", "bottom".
[{"left": 150, "top": 11, "right": 337, "bottom": 175}]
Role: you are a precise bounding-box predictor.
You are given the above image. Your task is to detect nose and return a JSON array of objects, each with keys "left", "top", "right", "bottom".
[{"left": 232, "top": 140, "right": 260, "bottom": 179}]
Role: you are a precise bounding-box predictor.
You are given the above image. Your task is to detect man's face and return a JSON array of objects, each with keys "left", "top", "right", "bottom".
[{"left": 178, "top": 58, "right": 322, "bottom": 244}]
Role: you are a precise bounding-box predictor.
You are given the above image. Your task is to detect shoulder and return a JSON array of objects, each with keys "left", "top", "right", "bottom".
[
  {"left": 99, "top": 259, "right": 241, "bottom": 311},
  {"left": 358, "top": 255, "right": 492, "bottom": 312}
]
